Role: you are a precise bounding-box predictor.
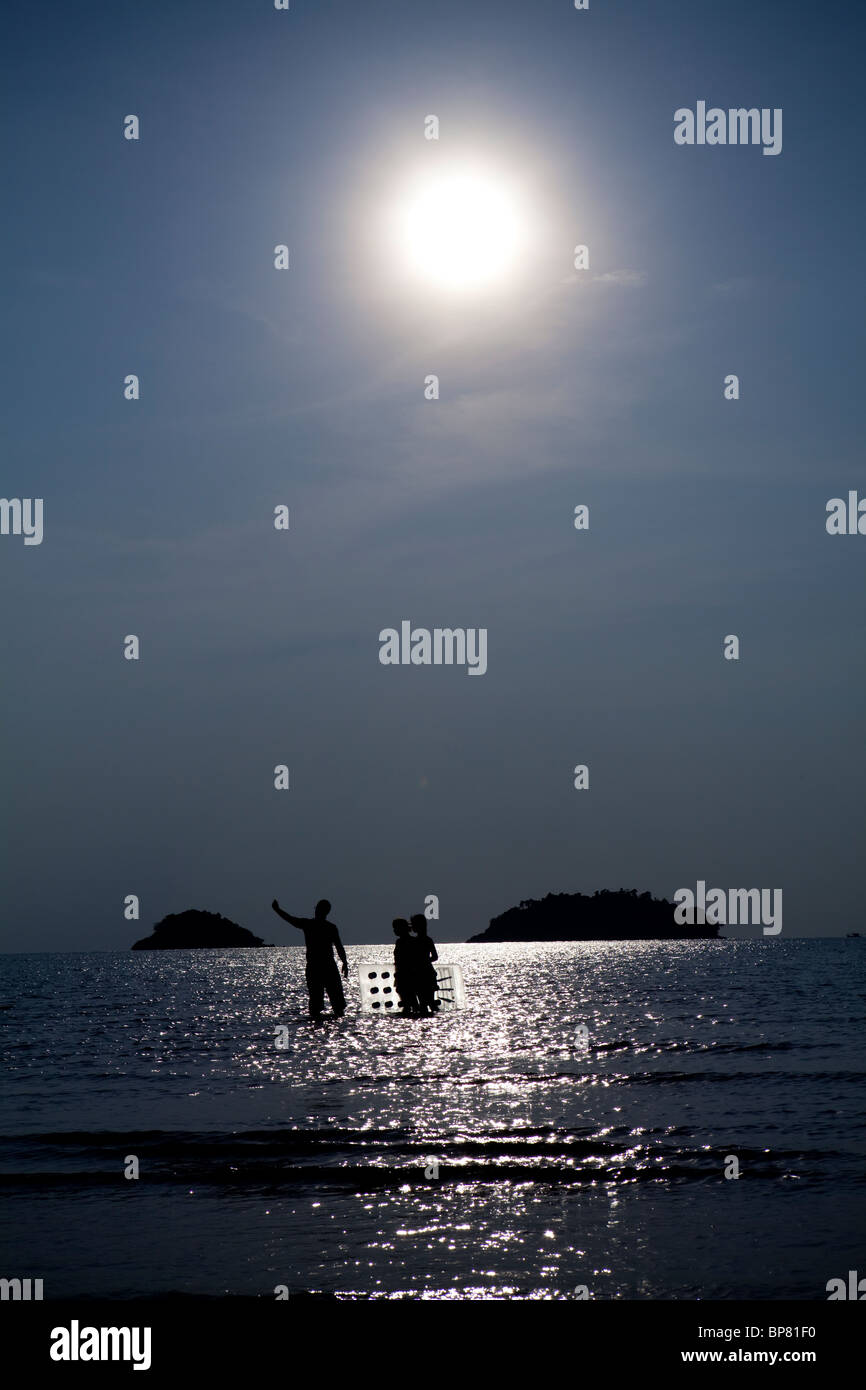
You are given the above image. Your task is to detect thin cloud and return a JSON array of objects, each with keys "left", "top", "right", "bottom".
[
  {"left": 709, "top": 276, "right": 759, "bottom": 298},
  {"left": 591, "top": 269, "right": 648, "bottom": 288}
]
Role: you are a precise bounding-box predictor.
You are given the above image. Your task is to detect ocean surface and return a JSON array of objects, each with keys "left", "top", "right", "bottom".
[{"left": 0, "top": 941, "right": 864, "bottom": 1300}]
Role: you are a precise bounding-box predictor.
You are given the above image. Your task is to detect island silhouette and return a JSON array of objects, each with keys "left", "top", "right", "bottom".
[
  {"left": 130, "top": 889, "right": 720, "bottom": 949},
  {"left": 467, "top": 889, "right": 720, "bottom": 942},
  {"left": 131, "top": 909, "right": 271, "bottom": 950}
]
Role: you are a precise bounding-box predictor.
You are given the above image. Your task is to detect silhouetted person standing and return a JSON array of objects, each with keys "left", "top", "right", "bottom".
[
  {"left": 271, "top": 898, "right": 348, "bottom": 1020},
  {"left": 410, "top": 914, "right": 439, "bottom": 1015},
  {"left": 392, "top": 918, "right": 420, "bottom": 1017}
]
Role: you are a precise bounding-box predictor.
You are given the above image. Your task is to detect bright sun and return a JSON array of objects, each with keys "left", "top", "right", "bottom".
[{"left": 393, "top": 167, "right": 526, "bottom": 292}]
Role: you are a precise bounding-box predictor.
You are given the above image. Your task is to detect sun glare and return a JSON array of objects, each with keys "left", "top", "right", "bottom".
[{"left": 393, "top": 167, "right": 527, "bottom": 292}]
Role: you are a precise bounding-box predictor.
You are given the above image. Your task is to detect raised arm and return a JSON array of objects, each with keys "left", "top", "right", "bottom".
[{"left": 271, "top": 900, "right": 304, "bottom": 929}]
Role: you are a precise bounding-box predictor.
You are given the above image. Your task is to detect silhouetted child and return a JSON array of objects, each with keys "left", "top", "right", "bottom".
[
  {"left": 392, "top": 918, "right": 420, "bottom": 1017},
  {"left": 410, "top": 914, "right": 439, "bottom": 1015}
]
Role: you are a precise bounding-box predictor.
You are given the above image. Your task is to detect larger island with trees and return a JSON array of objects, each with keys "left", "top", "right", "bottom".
[{"left": 467, "top": 889, "right": 720, "bottom": 942}]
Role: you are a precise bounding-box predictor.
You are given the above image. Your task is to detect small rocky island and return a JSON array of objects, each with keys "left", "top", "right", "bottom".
[
  {"left": 131, "top": 909, "right": 270, "bottom": 949},
  {"left": 468, "top": 889, "right": 720, "bottom": 942}
]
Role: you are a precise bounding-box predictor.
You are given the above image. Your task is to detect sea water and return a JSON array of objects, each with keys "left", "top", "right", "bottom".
[{"left": 0, "top": 941, "right": 863, "bottom": 1300}]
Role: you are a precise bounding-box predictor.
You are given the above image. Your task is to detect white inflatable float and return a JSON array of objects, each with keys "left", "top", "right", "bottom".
[{"left": 358, "top": 962, "right": 466, "bottom": 1013}]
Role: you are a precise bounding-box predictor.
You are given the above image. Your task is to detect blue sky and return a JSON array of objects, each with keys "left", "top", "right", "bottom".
[{"left": 3, "top": 0, "right": 865, "bottom": 947}]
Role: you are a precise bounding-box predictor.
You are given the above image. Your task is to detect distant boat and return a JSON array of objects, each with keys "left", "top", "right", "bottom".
[{"left": 846, "top": 931, "right": 861, "bottom": 939}]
